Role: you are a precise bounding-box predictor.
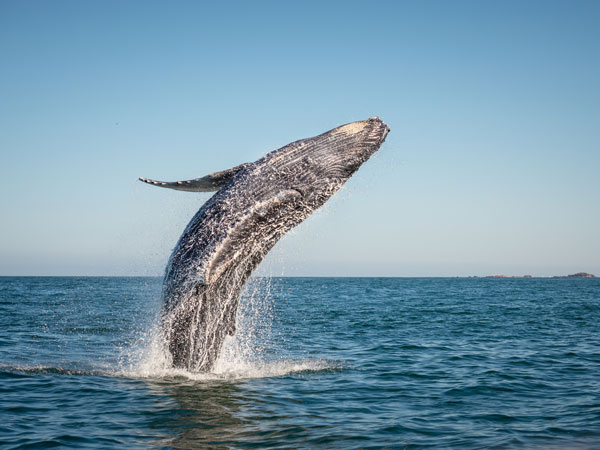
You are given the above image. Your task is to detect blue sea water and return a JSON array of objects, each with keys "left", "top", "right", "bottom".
[{"left": 0, "top": 277, "right": 599, "bottom": 449}]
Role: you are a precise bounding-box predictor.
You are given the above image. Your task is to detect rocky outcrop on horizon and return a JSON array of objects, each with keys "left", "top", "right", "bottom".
[
  {"left": 472, "top": 273, "right": 596, "bottom": 278},
  {"left": 552, "top": 272, "right": 596, "bottom": 278},
  {"left": 484, "top": 275, "right": 533, "bottom": 278}
]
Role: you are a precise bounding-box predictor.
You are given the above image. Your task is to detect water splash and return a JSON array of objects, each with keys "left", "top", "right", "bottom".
[{"left": 117, "top": 277, "right": 342, "bottom": 381}]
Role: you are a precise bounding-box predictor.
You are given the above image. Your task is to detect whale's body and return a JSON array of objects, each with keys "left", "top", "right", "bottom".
[{"left": 140, "top": 118, "right": 390, "bottom": 372}]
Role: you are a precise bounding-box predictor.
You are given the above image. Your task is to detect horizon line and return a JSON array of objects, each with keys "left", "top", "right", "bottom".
[{"left": 0, "top": 274, "right": 596, "bottom": 279}]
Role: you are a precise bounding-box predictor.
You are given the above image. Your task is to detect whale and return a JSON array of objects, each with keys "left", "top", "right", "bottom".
[{"left": 140, "top": 117, "right": 390, "bottom": 372}]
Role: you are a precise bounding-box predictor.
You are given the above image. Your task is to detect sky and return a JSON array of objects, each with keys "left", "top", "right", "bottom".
[{"left": 0, "top": 0, "right": 598, "bottom": 277}]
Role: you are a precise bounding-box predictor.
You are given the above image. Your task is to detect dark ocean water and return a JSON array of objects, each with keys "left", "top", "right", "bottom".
[{"left": 0, "top": 277, "right": 599, "bottom": 449}]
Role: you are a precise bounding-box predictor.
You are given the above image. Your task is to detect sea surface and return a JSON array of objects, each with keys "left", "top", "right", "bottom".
[{"left": 0, "top": 277, "right": 599, "bottom": 449}]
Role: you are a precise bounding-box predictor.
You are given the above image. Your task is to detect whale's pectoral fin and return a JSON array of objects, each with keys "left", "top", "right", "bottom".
[{"left": 139, "top": 163, "right": 251, "bottom": 192}]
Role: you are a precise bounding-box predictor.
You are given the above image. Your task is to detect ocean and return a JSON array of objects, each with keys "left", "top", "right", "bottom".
[{"left": 0, "top": 276, "right": 599, "bottom": 449}]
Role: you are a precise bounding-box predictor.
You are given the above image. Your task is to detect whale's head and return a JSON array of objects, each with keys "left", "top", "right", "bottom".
[
  {"left": 318, "top": 116, "right": 390, "bottom": 178},
  {"left": 260, "top": 117, "right": 390, "bottom": 203}
]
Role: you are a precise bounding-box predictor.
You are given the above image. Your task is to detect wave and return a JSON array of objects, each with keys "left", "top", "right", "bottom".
[
  {"left": 120, "top": 358, "right": 342, "bottom": 381},
  {"left": 0, "top": 364, "right": 111, "bottom": 377},
  {"left": 1, "top": 323, "right": 342, "bottom": 381},
  {"left": 0, "top": 358, "right": 342, "bottom": 381}
]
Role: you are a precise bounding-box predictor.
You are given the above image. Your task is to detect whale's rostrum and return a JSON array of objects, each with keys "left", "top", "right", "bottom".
[{"left": 140, "top": 117, "right": 390, "bottom": 372}]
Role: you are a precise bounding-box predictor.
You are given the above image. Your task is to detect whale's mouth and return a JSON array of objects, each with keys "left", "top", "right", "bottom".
[
  {"left": 366, "top": 117, "right": 390, "bottom": 146},
  {"left": 380, "top": 123, "right": 390, "bottom": 142}
]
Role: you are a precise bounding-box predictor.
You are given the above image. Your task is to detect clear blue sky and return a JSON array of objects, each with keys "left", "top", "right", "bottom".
[{"left": 1, "top": 0, "right": 598, "bottom": 276}]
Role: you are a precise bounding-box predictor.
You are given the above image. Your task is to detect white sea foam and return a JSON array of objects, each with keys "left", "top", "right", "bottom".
[{"left": 118, "top": 327, "right": 339, "bottom": 381}]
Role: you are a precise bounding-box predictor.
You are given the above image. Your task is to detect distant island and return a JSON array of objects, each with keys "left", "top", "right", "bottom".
[
  {"left": 483, "top": 275, "right": 533, "bottom": 278},
  {"left": 552, "top": 272, "right": 597, "bottom": 278},
  {"left": 470, "top": 272, "right": 596, "bottom": 279}
]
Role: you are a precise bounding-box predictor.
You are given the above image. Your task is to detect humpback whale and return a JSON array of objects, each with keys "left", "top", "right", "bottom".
[{"left": 140, "top": 117, "right": 390, "bottom": 372}]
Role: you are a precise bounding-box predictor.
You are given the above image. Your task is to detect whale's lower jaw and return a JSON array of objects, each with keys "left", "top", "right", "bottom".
[{"left": 156, "top": 118, "right": 390, "bottom": 372}]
